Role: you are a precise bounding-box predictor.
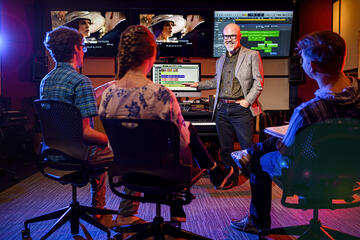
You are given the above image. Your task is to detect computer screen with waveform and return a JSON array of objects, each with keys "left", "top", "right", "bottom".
[
  {"left": 213, "top": 11, "right": 293, "bottom": 58},
  {"left": 151, "top": 63, "right": 201, "bottom": 98}
]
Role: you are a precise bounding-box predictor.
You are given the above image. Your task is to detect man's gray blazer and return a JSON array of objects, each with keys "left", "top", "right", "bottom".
[{"left": 199, "top": 46, "right": 264, "bottom": 119}]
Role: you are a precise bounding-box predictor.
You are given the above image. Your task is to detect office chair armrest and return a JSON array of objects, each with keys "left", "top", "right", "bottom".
[{"left": 41, "top": 148, "right": 84, "bottom": 165}]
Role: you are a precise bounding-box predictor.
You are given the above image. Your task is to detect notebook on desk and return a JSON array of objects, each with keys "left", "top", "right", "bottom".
[{"left": 264, "top": 125, "right": 289, "bottom": 139}]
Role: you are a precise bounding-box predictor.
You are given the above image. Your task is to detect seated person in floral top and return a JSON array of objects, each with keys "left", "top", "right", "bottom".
[{"left": 99, "top": 25, "right": 235, "bottom": 225}]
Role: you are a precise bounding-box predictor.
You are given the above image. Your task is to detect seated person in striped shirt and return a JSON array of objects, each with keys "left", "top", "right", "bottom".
[{"left": 230, "top": 31, "right": 360, "bottom": 233}]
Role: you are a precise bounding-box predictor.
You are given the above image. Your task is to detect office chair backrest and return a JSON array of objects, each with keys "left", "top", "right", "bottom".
[
  {"left": 283, "top": 118, "right": 360, "bottom": 208},
  {"left": 33, "top": 99, "right": 90, "bottom": 161},
  {"left": 102, "top": 118, "right": 192, "bottom": 183}
]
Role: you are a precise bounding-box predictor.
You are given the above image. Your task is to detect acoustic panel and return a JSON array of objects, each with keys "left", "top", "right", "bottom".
[{"left": 259, "top": 77, "right": 289, "bottom": 110}]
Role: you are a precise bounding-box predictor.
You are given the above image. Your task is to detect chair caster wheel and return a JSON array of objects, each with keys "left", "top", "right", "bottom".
[
  {"left": 21, "top": 229, "right": 31, "bottom": 240},
  {"left": 112, "top": 233, "right": 123, "bottom": 240}
]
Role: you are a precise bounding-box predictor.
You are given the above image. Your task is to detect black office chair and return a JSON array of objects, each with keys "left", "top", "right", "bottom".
[
  {"left": 22, "top": 100, "right": 118, "bottom": 240},
  {"left": 102, "top": 118, "right": 211, "bottom": 240},
  {"left": 260, "top": 118, "right": 360, "bottom": 239}
]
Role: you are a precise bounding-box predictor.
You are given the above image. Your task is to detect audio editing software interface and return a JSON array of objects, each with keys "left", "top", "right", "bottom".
[
  {"left": 152, "top": 63, "right": 200, "bottom": 91},
  {"left": 213, "top": 11, "right": 293, "bottom": 57}
]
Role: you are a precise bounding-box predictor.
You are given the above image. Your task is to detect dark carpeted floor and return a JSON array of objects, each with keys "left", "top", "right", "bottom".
[
  {"left": 0, "top": 153, "right": 39, "bottom": 192},
  {"left": 1, "top": 171, "right": 360, "bottom": 240}
]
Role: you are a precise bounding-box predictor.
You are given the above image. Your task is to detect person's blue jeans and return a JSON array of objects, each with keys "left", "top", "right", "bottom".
[
  {"left": 247, "top": 137, "right": 288, "bottom": 230},
  {"left": 215, "top": 102, "right": 254, "bottom": 179}
]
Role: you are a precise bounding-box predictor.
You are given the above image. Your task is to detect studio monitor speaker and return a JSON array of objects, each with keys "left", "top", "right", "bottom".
[{"left": 289, "top": 57, "right": 305, "bottom": 84}]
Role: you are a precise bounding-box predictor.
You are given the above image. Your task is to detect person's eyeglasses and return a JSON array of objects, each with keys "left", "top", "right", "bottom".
[
  {"left": 223, "top": 34, "right": 237, "bottom": 40},
  {"left": 79, "top": 44, "right": 87, "bottom": 53}
]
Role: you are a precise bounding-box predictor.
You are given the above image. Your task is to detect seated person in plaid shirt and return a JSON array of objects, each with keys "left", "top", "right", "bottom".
[
  {"left": 40, "top": 26, "right": 115, "bottom": 223},
  {"left": 230, "top": 31, "right": 360, "bottom": 233}
]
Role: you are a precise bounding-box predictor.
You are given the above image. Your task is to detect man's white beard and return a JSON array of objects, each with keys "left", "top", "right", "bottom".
[
  {"left": 225, "top": 41, "right": 236, "bottom": 52},
  {"left": 226, "top": 46, "right": 234, "bottom": 52},
  {"left": 226, "top": 44, "right": 235, "bottom": 52}
]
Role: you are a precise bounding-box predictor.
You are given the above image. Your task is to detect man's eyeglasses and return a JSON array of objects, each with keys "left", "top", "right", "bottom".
[
  {"left": 79, "top": 44, "right": 87, "bottom": 53},
  {"left": 223, "top": 34, "right": 237, "bottom": 40}
]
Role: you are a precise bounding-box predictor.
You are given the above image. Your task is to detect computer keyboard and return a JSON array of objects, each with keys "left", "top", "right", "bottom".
[
  {"left": 182, "top": 111, "right": 216, "bottom": 134},
  {"left": 191, "top": 122, "right": 216, "bottom": 126},
  {"left": 182, "top": 111, "right": 212, "bottom": 120}
]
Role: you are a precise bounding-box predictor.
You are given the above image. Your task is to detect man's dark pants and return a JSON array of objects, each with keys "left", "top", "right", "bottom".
[{"left": 215, "top": 102, "right": 253, "bottom": 183}]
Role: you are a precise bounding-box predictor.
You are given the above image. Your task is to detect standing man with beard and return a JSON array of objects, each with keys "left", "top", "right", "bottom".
[{"left": 183, "top": 23, "right": 264, "bottom": 189}]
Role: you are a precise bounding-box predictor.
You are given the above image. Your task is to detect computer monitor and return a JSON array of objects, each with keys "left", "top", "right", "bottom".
[
  {"left": 50, "top": 10, "right": 129, "bottom": 56},
  {"left": 151, "top": 63, "right": 202, "bottom": 98},
  {"left": 213, "top": 11, "right": 294, "bottom": 58},
  {"left": 139, "top": 13, "right": 212, "bottom": 57}
]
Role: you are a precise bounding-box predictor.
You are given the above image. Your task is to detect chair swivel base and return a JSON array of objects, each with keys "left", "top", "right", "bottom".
[
  {"left": 114, "top": 216, "right": 211, "bottom": 240},
  {"left": 22, "top": 201, "right": 118, "bottom": 240},
  {"left": 259, "top": 219, "right": 360, "bottom": 240}
]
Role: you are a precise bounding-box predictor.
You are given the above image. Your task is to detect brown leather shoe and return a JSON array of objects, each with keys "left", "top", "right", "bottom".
[
  {"left": 238, "top": 171, "right": 249, "bottom": 186},
  {"left": 221, "top": 178, "right": 234, "bottom": 190},
  {"left": 209, "top": 165, "right": 234, "bottom": 189},
  {"left": 220, "top": 169, "right": 249, "bottom": 190},
  {"left": 93, "top": 214, "right": 114, "bottom": 228},
  {"left": 113, "top": 215, "right": 146, "bottom": 227}
]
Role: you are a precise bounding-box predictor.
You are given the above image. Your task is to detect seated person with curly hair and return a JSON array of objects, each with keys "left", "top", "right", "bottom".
[{"left": 99, "top": 25, "right": 235, "bottom": 225}]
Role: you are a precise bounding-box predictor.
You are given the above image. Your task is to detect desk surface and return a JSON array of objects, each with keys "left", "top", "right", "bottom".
[{"left": 264, "top": 125, "right": 289, "bottom": 139}]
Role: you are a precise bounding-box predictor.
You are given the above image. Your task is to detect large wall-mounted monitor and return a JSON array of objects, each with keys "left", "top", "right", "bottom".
[
  {"left": 139, "top": 13, "right": 212, "bottom": 57},
  {"left": 50, "top": 10, "right": 129, "bottom": 56},
  {"left": 213, "top": 11, "right": 293, "bottom": 58},
  {"left": 152, "top": 63, "right": 202, "bottom": 98}
]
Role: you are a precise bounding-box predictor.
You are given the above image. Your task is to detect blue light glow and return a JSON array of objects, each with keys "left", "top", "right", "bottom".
[{"left": 0, "top": 34, "right": 3, "bottom": 53}]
